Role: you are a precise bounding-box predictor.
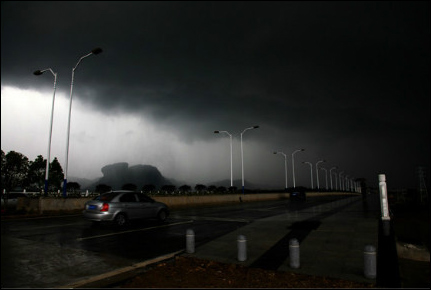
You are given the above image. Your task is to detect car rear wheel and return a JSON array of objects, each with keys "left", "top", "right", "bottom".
[
  {"left": 157, "top": 209, "right": 167, "bottom": 222},
  {"left": 114, "top": 213, "right": 127, "bottom": 227}
]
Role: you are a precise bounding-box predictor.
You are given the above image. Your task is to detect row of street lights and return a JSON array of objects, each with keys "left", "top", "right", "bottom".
[
  {"left": 34, "top": 47, "right": 358, "bottom": 195},
  {"left": 214, "top": 127, "right": 359, "bottom": 193},
  {"left": 301, "top": 161, "right": 358, "bottom": 192},
  {"left": 214, "top": 126, "right": 259, "bottom": 194},
  {"left": 273, "top": 149, "right": 304, "bottom": 190},
  {"left": 34, "top": 47, "right": 102, "bottom": 197}
]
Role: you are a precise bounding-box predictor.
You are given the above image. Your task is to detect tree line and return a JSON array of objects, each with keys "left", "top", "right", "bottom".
[
  {"left": 1, "top": 150, "right": 64, "bottom": 194},
  {"left": 97, "top": 183, "right": 239, "bottom": 196},
  {"left": 1, "top": 149, "right": 240, "bottom": 196}
]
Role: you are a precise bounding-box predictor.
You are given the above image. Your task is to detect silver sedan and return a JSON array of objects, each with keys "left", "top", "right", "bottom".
[{"left": 83, "top": 190, "right": 169, "bottom": 226}]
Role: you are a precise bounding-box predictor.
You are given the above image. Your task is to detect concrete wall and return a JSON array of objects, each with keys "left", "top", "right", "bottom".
[
  {"left": 17, "top": 197, "right": 92, "bottom": 214},
  {"left": 152, "top": 192, "right": 290, "bottom": 209},
  {"left": 16, "top": 192, "right": 360, "bottom": 214}
]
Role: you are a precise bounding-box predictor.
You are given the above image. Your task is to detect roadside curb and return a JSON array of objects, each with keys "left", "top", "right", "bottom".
[
  {"left": 396, "top": 241, "right": 430, "bottom": 262},
  {"left": 59, "top": 250, "right": 184, "bottom": 288}
]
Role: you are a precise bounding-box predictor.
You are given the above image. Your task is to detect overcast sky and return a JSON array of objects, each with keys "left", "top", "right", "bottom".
[{"left": 1, "top": 1, "right": 429, "bottom": 190}]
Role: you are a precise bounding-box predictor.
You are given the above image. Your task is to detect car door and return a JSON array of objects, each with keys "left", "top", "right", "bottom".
[
  {"left": 136, "top": 193, "right": 157, "bottom": 219},
  {"left": 119, "top": 192, "right": 141, "bottom": 219}
]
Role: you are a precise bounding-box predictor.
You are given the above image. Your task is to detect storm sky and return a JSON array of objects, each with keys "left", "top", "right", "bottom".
[{"left": 1, "top": 1, "right": 429, "bottom": 190}]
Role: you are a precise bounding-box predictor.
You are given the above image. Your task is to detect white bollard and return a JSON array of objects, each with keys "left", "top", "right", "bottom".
[
  {"left": 378, "top": 174, "right": 391, "bottom": 236},
  {"left": 378, "top": 174, "right": 390, "bottom": 221},
  {"left": 186, "top": 229, "right": 195, "bottom": 253},
  {"left": 289, "top": 238, "right": 300, "bottom": 268},
  {"left": 363, "top": 245, "right": 377, "bottom": 279},
  {"left": 237, "top": 235, "right": 247, "bottom": 261}
]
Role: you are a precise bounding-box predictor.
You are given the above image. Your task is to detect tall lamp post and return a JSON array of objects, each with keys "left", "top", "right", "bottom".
[
  {"left": 321, "top": 167, "right": 328, "bottom": 190},
  {"left": 273, "top": 151, "right": 288, "bottom": 191},
  {"left": 214, "top": 130, "right": 233, "bottom": 189},
  {"left": 329, "top": 166, "right": 338, "bottom": 190},
  {"left": 33, "top": 68, "right": 57, "bottom": 196},
  {"left": 303, "top": 161, "right": 313, "bottom": 189},
  {"left": 334, "top": 170, "right": 339, "bottom": 191},
  {"left": 63, "top": 47, "right": 102, "bottom": 197},
  {"left": 292, "top": 149, "right": 304, "bottom": 188},
  {"left": 240, "top": 125, "right": 259, "bottom": 194},
  {"left": 345, "top": 175, "right": 350, "bottom": 192},
  {"left": 339, "top": 171, "right": 344, "bottom": 192},
  {"left": 315, "top": 160, "right": 325, "bottom": 190}
]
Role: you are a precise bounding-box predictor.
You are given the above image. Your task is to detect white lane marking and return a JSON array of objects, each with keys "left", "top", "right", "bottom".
[
  {"left": 249, "top": 205, "right": 288, "bottom": 211},
  {"left": 19, "top": 222, "right": 84, "bottom": 230},
  {"left": 172, "top": 215, "right": 250, "bottom": 223},
  {"left": 77, "top": 220, "right": 194, "bottom": 241},
  {"left": 1, "top": 214, "right": 82, "bottom": 222}
]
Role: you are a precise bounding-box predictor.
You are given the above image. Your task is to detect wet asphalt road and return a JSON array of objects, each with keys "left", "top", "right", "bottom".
[{"left": 1, "top": 195, "right": 354, "bottom": 288}]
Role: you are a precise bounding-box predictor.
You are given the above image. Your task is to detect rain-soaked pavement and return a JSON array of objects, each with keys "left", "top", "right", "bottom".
[{"left": 1, "top": 195, "right": 364, "bottom": 288}]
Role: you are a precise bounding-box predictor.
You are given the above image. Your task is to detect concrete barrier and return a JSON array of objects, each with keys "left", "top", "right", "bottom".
[
  {"left": 396, "top": 241, "right": 430, "bottom": 262},
  {"left": 15, "top": 192, "right": 360, "bottom": 214},
  {"left": 17, "top": 197, "right": 92, "bottom": 214},
  {"left": 152, "top": 192, "right": 289, "bottom": 209}
]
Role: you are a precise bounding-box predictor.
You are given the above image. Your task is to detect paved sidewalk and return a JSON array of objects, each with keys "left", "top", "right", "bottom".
[{"left": 181, "top": 194, "right": 380, "bottom": 285}]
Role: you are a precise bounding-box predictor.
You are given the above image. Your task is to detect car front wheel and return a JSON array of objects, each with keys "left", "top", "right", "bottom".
[{"left": 157, "top": 209, "right": 167, "bottom": 222}]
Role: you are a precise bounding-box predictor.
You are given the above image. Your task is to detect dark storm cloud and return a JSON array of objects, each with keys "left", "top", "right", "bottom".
[{"left": 2, "top": 1, "right": 429, "bottom": 188}]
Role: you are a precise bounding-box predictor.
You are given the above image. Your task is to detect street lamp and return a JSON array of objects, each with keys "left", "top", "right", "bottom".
[
  {"left": 345, "top": 175, "right": 351, "bottom": 192},
  {"left": 292, "top": 149, "right": 304, "bottom": 188},
  {"left": 334, "top": 170, "right": 339, "bottom": 191},
  {"left": 214, "top": 130, "right": 233, "bottom": 189},
  {"left": 33, "top": 68, "right": 57, "bottom": 196},
  {"left": 63, "top": 47, "right": 102, "bottom": 197},
  {"left": 320, "top": 167, "right": 328, "bottom": 190},
  {"left": 345, "top": 175, "right": 350, "bottom": 192},
  {"left": 329, "top": 166, "right": 338, "bottom": 190},
  {"left": 303, "top": 161, "right": 313, "bottom": 189},
  {"left": 240, "top": 125, "right": 259, "bottom": 194},
  {"left": 273, "top": 151, "right": 287, "bottom": 191},
  {"left": 315, "top": 160, "right": 325, "bottom": 190},
  {"left": 339, "top": 171, "right": 344, "bottom": 192}
]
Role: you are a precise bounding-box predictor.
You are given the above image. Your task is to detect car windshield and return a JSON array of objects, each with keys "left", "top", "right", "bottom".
[
  {"left": 94, "top": 192, "right": 119, "bottom": 202},
  {"left": 137, "top": 193, "right": 154, "bottom": 203}
]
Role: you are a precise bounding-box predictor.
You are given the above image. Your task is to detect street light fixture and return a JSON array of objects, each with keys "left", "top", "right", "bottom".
[
  {"left": 292, "top": 149, "right": 304, "bottom": 188},
  {"left": 273, "top": 151, "right": 287, "bottom": 191},
  {"left": 329, "top": 166, "right": 338, "bottom": 190},
  {"left": 346, "top": 175, "right": 351, "bottom": 191},
  {"left": 33, "top": 68, "right": 57, "bottom": 196},
  {"left": 240, "top": 125, "right": 259, "bottom": 194},
  {"left": 339, "top": 171, "right": 344, "bottom": 192},
  {"left": 334, "top": 170, "right": 339, "bottom": 191},
  {"left": 303, "top": 161, "right": 313, "bottom": 189},
  {"left": 214, "top": 130, "right": 233, "bottom": 189},
  {"left": 63, "top": 47, "right": 102, "bottom": 197},
  {"left": 315, "top": 160, "right": 325, "bottom": 190},
  {"left": 320, "top": 167, "right": 328, "bottom": 190}
]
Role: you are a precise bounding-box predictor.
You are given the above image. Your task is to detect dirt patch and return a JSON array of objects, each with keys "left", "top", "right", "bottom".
[{"left": 117, "top": 256, "right": 376, "bottom": 288}]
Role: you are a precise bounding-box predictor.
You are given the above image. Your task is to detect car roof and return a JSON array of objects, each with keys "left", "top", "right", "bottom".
[
  {"left": 108, "top": 190, "right": 137, "bottom": 193},
  {"left": 101, "top": 190, "right": 147, "bottom": 195}
]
